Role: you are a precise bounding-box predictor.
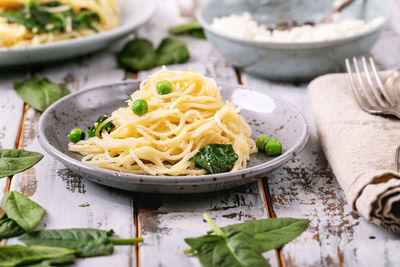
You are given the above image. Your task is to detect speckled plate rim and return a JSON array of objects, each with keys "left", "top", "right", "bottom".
[
  {"left": 38, "top": 81, "right": 309, "bottom": 185},
  {"left": 196, "top": 0, "right": 387, "bottom": 49},
  {"left": 0, "top": 0, "right": 157, "bottom": 52}
]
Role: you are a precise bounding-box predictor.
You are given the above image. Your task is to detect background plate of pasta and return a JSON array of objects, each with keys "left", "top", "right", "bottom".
[
  {"left": 38, "top": 68, "right": 309, "bottom": 193},
  {"left": 0, "top": 0, "right": 156, "bottom": 67}
]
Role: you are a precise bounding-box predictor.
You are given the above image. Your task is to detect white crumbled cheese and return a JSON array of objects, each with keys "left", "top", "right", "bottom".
[{"left": 211, "top": 12, "right": 385, "bottom": 43}]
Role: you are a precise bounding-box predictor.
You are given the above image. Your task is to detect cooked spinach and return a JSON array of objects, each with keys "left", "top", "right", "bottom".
[
  {"left": 88, "top": 115, "right": 115, "bottom": 138},
  {"left": 19, "top": 228, "right": 144, "bottom": 257},
  {"left": 0, "top": 245, "right": 76, "bottom": 267},
  {"left": 14, "top": 75, "right": 70, "bottom": 112},
  {"left": 0, "top": 0, "right": 100, "bottom": 34},
  {"left": 184, "top": 213, "right": 309, "bottom": 267},
  {"left": 0, "top": 213, "right": 25, "bottom": 239},
  {"left": 169, "top": 20, "right": 206, "bottom": 39},
  {"left": 2, "top": 191, "right": 46, "bottom": 232},
  {"left": 190, "top": 144, "right": 238, "bottom": 174},
  {"left": 0, "top": 149, "right": 43, "bottom": 179},
  {"left": 118, "top": 37, "right": 190, "bottom": 71}
]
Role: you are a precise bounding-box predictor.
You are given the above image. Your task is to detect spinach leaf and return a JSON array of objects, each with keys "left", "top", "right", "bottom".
[
  {"left": 190, "top": 144, "right": 238, "bottom": 174},
  {"left": 19, "top": 228, "right": 143, "bottom": 257},
  {"left": 2, "top": 191, "right": 46, "bottom": 232},
  {"left": 185, "top": 232, "right": 269, "bottom": 267},
  {"left": 185, "top": 214, "right": 269, "bottom": 267},
  {"left": 221, "top": 217, "right": 310, "bottom": 252},
  {"left": 14, "top": 75, "right": 70, "bottom": 112},
  {"left": 19, "top": 228, "right": 114, "bottom": 257},
  {"left": 72, "top": 8, "right": 100, "bottom": 32},
  {"left": 0, "top": 149, "right": 43, "bottom": 179},
  {"left": 118, "top": 37, "right": 190, "bottom": 71},
  {"left": 0, "top": 213, "right": 25, "bottom": 239},
  {"left": 117, "top": 38, "right": 158, "bottom": 71},
  {"left": 0, "top": 1, "right": 100, "bottom": 34},
  {"left": 25, "top": 254, "right": 76, "bottom": 267},
  {"left": 0, "top": 245, "right": 75, "bottom": 267},
  {"left": 169, "top": 20, "right": 206, "bottom": 39},
  {"left": 88, "top": 115, "right": 115, "bottom": 138},
  {"left": 156, "top": 37, "right": 190, "bottom": 66},
  {"left": 184, "top": 214, "right": 309, "bottom": 267}
]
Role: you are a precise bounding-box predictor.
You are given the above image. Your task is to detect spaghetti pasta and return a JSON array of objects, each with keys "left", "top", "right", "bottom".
[
  {"left": 69, "top": 68, "right": 257, "bottom": 176},
  {"left": 0, "top": 0, "right": 119, "bottom": 47}
]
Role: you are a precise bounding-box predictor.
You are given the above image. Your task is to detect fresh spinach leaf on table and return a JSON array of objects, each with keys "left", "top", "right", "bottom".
[
  {"left": 118, "top": 37, "right": 190, "bottom": 71},
  {"left": 0, "top": 149, "right": 43, "bottom": 179},
  {"left": 186, "top": 232, "right": 270, "bottom": 267},
  {"left": 19, "top": 229, "right": 115, "bottom": 258},
  {"left": 19, "top": 228, "right": 144, "bottom": 257},
  {"left": 2, "top": 191, "right": 46, "bottom": 232},
  {"left": 0, "top": 245, "right": 76, "bottom": 267},
  {"left": 169, "top": 20, "right": 206, "bottom": 39},
  {"left": 117, "top": 38, "right": 158, "bottom": 72},
  {"left": 0, "top": 192, "right": 143, "bottom": 265},
  {"left": 156, "top": 37, "right": 190, "bottom": 66},
  {"left": 14, "top": 75, "right": 70, "bottom": 112},
  {"left": 184, "top": 213, "right": 309, "bottom": 267},
  {"left": 220, "top": 217, "right": 310, "bottom": 252},
  {"left": 190, "top": 144, "right": 238, "bottom": 174},
  {"left": 26, "top": 254, "right": 76, "bottom": 267},
  {"left": 0, "top": 213, "right": 25, "bottom": 239}
]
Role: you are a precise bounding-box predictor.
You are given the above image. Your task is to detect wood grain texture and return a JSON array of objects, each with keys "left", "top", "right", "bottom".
[
  {"left": 0, "top": 74, "right": 24, "bottom": 203},
  {"left": 0, "top": 0, "right": 398, "bottom": 266},
  {"left": 135, "top": 1, "right": 277, "bottom": 266},
  {"left": 240, "top": 1, "right": 400, "bottom": 265},
  {"left": 241, "top": 12, "right": 400, "bottom": 261},
  {"left": 2, "top": 50, "right": 137, "bottom": 266}
]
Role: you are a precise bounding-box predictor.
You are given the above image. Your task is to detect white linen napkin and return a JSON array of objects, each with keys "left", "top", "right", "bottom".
[{"left": 309, "top": 71, "right": 400, "bottom": 232}]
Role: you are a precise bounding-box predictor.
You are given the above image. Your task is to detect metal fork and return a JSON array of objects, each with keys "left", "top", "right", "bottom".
[
  {"left": 345, "top": 56, "right": 400, "bottom": 118},
  {"left": 346, "top": 56, "right": 400, "bottom": 172}
]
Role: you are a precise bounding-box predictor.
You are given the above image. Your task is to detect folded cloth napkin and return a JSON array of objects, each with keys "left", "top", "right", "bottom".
[{"left": 309, "top": 71, "right": 400, "bottom": 232}]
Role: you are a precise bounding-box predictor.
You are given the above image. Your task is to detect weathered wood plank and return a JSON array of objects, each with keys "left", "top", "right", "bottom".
[
  {"left": 135, "top": 1, "right": 278, "bottom": 266},
  {"left": 238, "top": 1, "right": 400, "bottom": 266},
  {"left": 241, "top": 25, "right": 400, "bottom": 264},
  {"left": 3, "top": 49, "right": 136, "bottom": 267},
  {"left": 0, "top": 74, "right": 24, "bottom": 202}
]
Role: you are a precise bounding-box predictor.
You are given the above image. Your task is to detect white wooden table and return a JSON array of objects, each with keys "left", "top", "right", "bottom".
[{"left": 1, "top": 0, "right": 400, "bottom": 266}]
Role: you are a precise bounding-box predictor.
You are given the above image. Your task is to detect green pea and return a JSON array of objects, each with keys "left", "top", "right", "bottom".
[
  {"left": 68, "top": 128, "right": 86, "bottom": 143},
  {"left": 256, "top": 135, "right": 271, "bottom": 151},
  {"left": 156, "top": 80, "right": 172, "bottom": 95},
  {"left": 132, "top": 99, "right": 148, "bottom": 116},
  {"left": 265, "top": 139, "right": 282, "bottom": 157}
]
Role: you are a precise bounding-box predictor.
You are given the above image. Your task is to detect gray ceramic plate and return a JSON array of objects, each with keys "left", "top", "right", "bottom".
[
  {"left": 38, "top": 81, "right": 309, "bottom": 193},
  {"left": 0, "top": 0, "right": 156, "bottom": 68}
]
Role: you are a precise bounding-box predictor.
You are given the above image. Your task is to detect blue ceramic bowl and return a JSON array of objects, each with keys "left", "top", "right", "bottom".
[{"left": 197, "top": 0, "right": 387, "bottom": 81}]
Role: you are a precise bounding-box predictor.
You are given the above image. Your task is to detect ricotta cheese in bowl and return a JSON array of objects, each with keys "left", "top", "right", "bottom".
[
  {"left": 211, "top": 12, "right": 385, "bottom": 43},
  {"left": 197, "top": 0, "right": 387, "bottom": 81}
]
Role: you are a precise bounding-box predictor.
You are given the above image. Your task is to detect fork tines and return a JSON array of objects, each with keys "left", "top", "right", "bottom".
[{"left": 345, "top": 56, "right": 395, "bottom": 114}]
